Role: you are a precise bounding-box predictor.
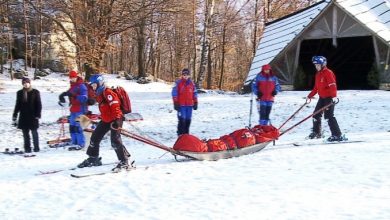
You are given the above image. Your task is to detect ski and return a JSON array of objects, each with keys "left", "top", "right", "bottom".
[
  {"left": 35, "top": 162, "right": 117, "bottom": 175},
  {"left": 21, "top": 154, "right": 36, "bottom": 158},
  {"left": 2, "top": 148, "right": 24, "bottom": 155},
  {"left": 70, "top": 166, "right": 149, "bottom": 178},
  {"left": 293, "top": 140, "right": 364, "bottom": 147}
]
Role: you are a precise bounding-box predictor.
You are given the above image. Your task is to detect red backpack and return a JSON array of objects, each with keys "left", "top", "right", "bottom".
[
  {"left": 230, "top": 128, "right": 256, "bottom": 148},
  {"left": 220, "top": 135, "right": 237, "bottom": 150},
  {"left": 173, "top": 134, "right": 208, "bottom": 152},
  {"left": 206, "top": 139, "right": 227, "bottom": 152},
  {"left": 111, "top": 86, "right": 132, "bottom": 114},
  {"left": 251, "top": 125, "right": 280, "bottom": 141},
  {"left": 86, "top": 83, "right": 97, "bottom": 105}
]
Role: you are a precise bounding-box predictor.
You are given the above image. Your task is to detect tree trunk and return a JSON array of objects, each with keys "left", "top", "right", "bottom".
[
  {"left": 137, "top": 26, "right": 146, "bottom": 78},
  {"left": 23, "top": 0, "right": 29, "bottom": 71},
  {"left": 206, "top": 47, "right": 212, "bottom": 89},
  {"left": 39, "top": 0, "right": 43, "bottom": 72},
  {"left": 253, "top": 0, "right": 259, "bottom": 56},
  {"left": 197, "top": 0, "right": 215, "bottom": 88},
  {"left": 6, "top": 1, "right": 14, "bottom": 80},
  {"left": 192, "top": 0, "right": 197, "bottom": 80},
  {"left": 219, "top": 25, "right": 227, "bottom": 90}
]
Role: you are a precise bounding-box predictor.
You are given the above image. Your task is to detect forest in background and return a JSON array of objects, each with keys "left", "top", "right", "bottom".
[{"left": 0, "top": 0, "right": 318, "bottom": 91}]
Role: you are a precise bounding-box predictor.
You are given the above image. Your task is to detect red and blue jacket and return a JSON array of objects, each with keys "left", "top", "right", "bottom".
[
  {"left": 68, "top": 77, "right": 88, "bottom": 113},
  {"left": 251, "top": 71, "right": 281, "bottom": 102},
  {"left": 308, "top": 67, "right": 337, "bottom": 99},
  {"left": 172, "top": 78, "right": 198, "bottom": 106}
]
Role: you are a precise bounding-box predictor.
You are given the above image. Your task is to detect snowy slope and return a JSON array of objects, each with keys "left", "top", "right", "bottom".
[{"left": 0, "top": 72, "right": 389, "bottom": 220}]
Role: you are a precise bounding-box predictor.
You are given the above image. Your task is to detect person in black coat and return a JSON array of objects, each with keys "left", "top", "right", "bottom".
[{"left": 12, "top": 77, "right": 42, "bottom": 153}]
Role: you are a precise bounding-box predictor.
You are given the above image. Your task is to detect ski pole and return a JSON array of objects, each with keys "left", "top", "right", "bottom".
[
  {"left": 249, "top": 91, "right": 254, "bottom": 128},
  {"left": 278, "top": 98, "right": 311, "bottom": 130},
  {"left": 248, "top": 79, "right": 256, "bottom": 128},
  {"left": 279, "top": 98, "right": 338, "bottom": 137}
]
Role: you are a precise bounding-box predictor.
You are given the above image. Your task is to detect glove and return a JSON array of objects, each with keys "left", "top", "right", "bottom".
[
  {"left": 193, "top": 102, "right": 198, "bottom": 110},
  {"left": 59, "top": 92, "right": 67, "bottom": 103},
  {"left": 257, "top": 91, "right": 263, "bottom": 99},
  {"left": 12, "top": 117, "right": 17, "bottom": 127},
  {"left": 332, "top": 97, "right": 338, "bottom": 103},
  {"left": 87, "top": 98, "right": 96, "bottom": 105},
  {"left": 174, "top": 103, "right": 180, "bottom": 111},
  {"left": 113, "top": 118, "right": 123, "bottom": 129},
  {"left": 271, "top": 90, "right": 277, "bottom": 96},
  {"left": 58, "top": 101, "right": 64, "bottom": 107}
]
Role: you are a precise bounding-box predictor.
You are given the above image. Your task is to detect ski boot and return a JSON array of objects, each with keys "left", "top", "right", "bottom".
[
  {"left": 112, "top": 160, "right": 135, "bottom": 173},
  {"left": 307, "top": 132, "right": 322, "bottom": 139},
  {"left": 77, "top": 157, "right": 102, "bottom": 168},
  {"left": 327, "top": 134, "right": 348, "bottom": 142},
  {"left": 68, "top": 145, "right": 84, "bottom": 151}
]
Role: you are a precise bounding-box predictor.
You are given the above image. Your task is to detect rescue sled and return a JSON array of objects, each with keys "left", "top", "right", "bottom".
[
  {"left": 115, "top": 125, "right": 274, "bottom": 161},
  {"left": 176, "top": 141, "right": 271, "bottom": 161}
]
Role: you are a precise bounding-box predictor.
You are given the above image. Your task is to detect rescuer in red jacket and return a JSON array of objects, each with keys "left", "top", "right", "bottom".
[
  {"left": 172, "top": 68, "right": 198, "bottom": 135},
  {"left": 251, "top": 64, "right": 281, "bottom": 125},
  {"left": 77, "top": 74, "right": 132, "bottom": 172},
  {"left": 307, "top": 56, "right": 345, "bottom": 142}
]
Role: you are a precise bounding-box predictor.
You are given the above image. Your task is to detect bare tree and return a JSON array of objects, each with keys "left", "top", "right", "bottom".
[{"left": 196, "top": 0, "right": 215, "bottom": 88}]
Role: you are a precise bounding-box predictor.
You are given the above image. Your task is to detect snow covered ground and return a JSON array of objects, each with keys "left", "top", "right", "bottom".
[{"left": 0, "top": 71, "right": 389, "bottom": 220}]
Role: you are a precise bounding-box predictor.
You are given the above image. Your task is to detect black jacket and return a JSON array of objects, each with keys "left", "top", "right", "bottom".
[{"left": 13, "top": 88, "right": 42, "bottom": 129}]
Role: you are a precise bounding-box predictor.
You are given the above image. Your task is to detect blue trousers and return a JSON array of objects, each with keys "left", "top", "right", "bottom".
[
  {"left": 177, "top": 106, "right": 193, "bottom": 135},
  {"left": 257, "top": 101, "right": 273, "bottom": 125},
  {"left": 69, "top": 112, "right": 85, "bottom": 147}
]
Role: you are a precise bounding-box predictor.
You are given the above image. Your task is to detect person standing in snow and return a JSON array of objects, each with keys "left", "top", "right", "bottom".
[
  {"left": 12, "top": 77, "right": 42, "bottom": 154},
  {"left": 58, "top": 70, "right": 88, "bottom": 151},
  {"left": 307, "top": 56, "right": 345, "bottom": 142},
  {"left": 77, "top": 74, "right": 132, "bottom": 172},
  {"left": 251, "top": 64, "right": 281, "bottom": 125},
  {"left": 172, "top": 68, "right": 198, "bottom": 135}
]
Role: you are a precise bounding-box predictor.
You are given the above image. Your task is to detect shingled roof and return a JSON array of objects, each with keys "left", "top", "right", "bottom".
[{"left": 245, "top": 0, "right": 390, "bottom": 85}]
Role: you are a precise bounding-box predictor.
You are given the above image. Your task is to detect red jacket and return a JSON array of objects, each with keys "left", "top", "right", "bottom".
[
  {"left": 172, "top": 78, "right": 198, "bottom": 106},
  {"left": 96, "top": 88, "right": 123, "bottom": 123},
  {"left": 308, "top": 67, "right": 337, "bottom": 99}
]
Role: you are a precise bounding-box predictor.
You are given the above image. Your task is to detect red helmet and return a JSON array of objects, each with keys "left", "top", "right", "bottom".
[{"left": 69, "top": 70, "right": 78, "bottom": 78}]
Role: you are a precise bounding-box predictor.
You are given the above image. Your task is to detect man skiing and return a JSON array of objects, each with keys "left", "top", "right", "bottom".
[
  {"left": 77, "top": 74, "right": 132, "bottom": 172},
  {"left": 251, "top": 64, "right": 281, "bottom": 125},
  {"left": 12, "top": 77, "right": 42, "bottom": 155},
  {"left": 58, "top": 70, "right": 88, "bottom": 150},
  {"left": 172, "top": 68, "right": 198, "bottom": 135},
  {"left": 307, "top": 56, "right": 345, "bottom": 142}
]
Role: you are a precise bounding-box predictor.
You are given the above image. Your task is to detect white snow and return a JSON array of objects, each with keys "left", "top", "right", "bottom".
[{"left": 0, "top": 71, "right": 389, "bottom": 220}]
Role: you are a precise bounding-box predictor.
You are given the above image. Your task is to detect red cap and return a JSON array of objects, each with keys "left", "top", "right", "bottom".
[
  {"left": 261, "top": 64, "right": 271, "bottom": 71},
  {"left": 69, "top": 70, "right": 78, "bottom": 78}
]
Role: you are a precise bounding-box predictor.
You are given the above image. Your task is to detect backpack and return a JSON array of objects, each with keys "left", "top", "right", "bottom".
[
  {"left": 230, "top": 128, "right": 256, "bottom": 148},
  {"left": 206, "top": 139, "right": 227, "bottom": 152},
  {"left": 85, "top": 83, "right": 96, "bottom": 106},
  {"left": 220, "top": 135, "right": 237, "bottom": 150},
  {"left": 251, "top": 125, "right": 280, "bottom": 141},
  {"left": 173, "top": 134, "right": 208, "bottom": 152},
  {"left": 110, "top": 86, "right": 132, "bottom": 114}
]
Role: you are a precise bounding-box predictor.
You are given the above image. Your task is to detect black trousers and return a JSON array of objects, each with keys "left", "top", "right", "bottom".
[
  {"left": 22, "top": 128, "right": 39, "bottom": 153},
  {"left": 86, "top": 120, "right": 130, "bottom": 162},
  {"left": 312, "top": 97, "right": 341, "bottom": 137}
]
